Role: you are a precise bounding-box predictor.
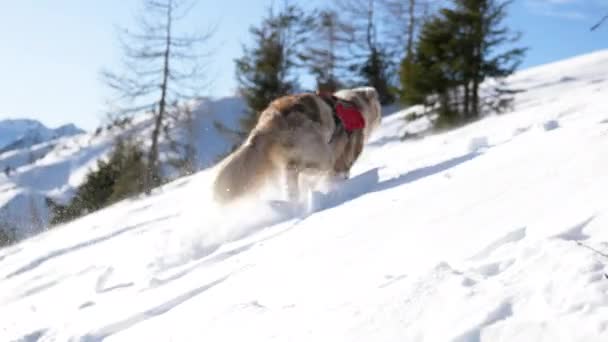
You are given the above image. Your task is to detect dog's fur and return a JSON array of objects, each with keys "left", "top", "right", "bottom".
[{"left": 213, "top": 87, "right": 382, "bottom": 204}]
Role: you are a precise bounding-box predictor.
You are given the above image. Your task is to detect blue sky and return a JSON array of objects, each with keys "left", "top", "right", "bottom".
[{"left": 0, "top": 0, "right": 606, "bottom": 131}]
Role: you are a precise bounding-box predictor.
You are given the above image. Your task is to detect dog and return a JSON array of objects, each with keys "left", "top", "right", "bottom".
[{"left": 213, "top": 87, "right": 382, "bottom": 206}]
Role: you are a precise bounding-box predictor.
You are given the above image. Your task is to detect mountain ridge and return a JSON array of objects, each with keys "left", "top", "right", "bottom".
[{"left": 0, "top": 118, "right": 85, "bottom": 154}]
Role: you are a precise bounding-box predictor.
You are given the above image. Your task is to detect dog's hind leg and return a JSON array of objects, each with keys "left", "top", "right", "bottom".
[
  {"left": 332, "top": 131, "right": 365, "bottom": 180},
  {"left": 298, "top": 169, "right": 329, "bottom": 213}
]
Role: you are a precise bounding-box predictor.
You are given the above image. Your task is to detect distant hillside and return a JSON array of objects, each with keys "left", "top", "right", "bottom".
[
  {"left": 0, "top": 97, "right": 246, "bottom": 240},
  {"left": 0, "top": 119, "right": 85, "bottom": 154}
]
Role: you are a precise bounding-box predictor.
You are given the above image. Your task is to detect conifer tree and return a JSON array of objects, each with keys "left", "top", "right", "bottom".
[
  {"left": 50, "top": 139, "right": 148, "bottom": 225},
  {"left": 235, "top": 4, "right": 313, "bottom": 133},
  {"left": 0, "top": 222, "right": 15, "bottom": 248},
  {"left": 405, "top": 0, "right": 525, "bottom": 127}
]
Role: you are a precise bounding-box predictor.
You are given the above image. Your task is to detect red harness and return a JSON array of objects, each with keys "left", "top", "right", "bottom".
[
  {"left": 318, "top": 91, "right": 366, "bottom": 132},
  {"left": 335, "top": 101, "right": 366, "bottom": 131}
]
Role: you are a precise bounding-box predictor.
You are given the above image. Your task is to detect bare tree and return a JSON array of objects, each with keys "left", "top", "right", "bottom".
[
  {"left": 102, "top": 0, "right": 214, "bottom": 193},
  {"left": 380, "top": 0, "right": 434, "bottom": 60},
  {"left": 336, "top": 0, "right": 395, "bottom": 104},
  {"left": 300, "top": 10, "right": 351, "bottom": 92}
]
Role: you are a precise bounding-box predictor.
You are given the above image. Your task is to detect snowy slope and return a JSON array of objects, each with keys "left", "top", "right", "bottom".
[
  {"left": 0, "top": 97, "right": 245, "bottom": 239},
  {"left": 1, "top": 50, "right": 608, "bottom": 341}
]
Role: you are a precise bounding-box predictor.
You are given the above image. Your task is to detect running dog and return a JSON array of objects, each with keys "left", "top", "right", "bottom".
[{"left": 213, "top": 87, "right": 381, "bottom": 205}]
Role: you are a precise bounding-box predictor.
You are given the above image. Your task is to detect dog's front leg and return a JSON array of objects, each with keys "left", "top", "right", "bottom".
[{"left": 285, "top": 164, "right": 300, "bottom": 204}]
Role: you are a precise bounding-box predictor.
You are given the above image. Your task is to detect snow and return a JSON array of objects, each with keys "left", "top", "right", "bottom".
[
  {"left": 543, "top": 119, "right": 560, "bottom": 131},
  {"left": 467, "top": 136, "right": 490, "bottom": 152},
  {"left": 2, "top": 49, "right": 608, "bottom": 341}
]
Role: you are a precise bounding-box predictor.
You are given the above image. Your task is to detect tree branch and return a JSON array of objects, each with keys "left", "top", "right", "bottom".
[
  {"left": 591, "top": 14, "right": 608, "bottom": 31},
  {"left": 576, "top": 241, "right": 608, "bottom": 259}
]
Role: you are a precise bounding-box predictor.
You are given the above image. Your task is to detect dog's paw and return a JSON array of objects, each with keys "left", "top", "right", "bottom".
[
  {"left": 332, "top": 171, "right": 350, "bottom": 181},
  {"left": 267, "top": 200, "right": 305, "bottom": 217}
]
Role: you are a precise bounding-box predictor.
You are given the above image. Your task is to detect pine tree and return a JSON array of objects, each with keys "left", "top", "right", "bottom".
[
  {"left": 235, "top": 4, "right": 313, "bottom": 133},
  {"left": 0, "top": 222, "right": 15, "bottom": 248},
  {"left": 50, "top": 139, "right": 149, "bottom": 225},
  {"left": 108, "top": 141, "right": 148, "bottom": 203},
  {"left": 415, "top": 15, "right": 462, "bottom": 126},
  {"left": 404, "top": 0, "right": 525, "bottom": 127}
]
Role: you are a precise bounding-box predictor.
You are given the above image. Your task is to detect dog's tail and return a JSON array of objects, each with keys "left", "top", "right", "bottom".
[{"left": 213, "top": 133, "right": 276, "bottom": 204}]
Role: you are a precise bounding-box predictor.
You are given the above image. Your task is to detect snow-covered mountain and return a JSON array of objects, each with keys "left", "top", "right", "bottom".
[
  {"left": 1, "top": 50, "right": 608, "bottom": 341},
  {"left": 0, "top": 119, "right": 85, "bottom": 154},
  {"left": 0, "top": 98, "right": 245, "bottom": 239}
]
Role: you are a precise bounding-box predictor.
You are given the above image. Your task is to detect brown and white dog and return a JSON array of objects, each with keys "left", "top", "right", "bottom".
[{"left": 213, "top": 87, "right": 381, "bottom": 205}]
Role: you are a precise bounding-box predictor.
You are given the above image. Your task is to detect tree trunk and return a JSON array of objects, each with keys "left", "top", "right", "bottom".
[
  {"left": 406, "top": 0, "right": 416, "bottom": 60},
  {"left": 146, "top": 0, "right": 172, "bottom": 194},
  {"left": 472, "top": 74, "right": 479, "bottom": 119},
  {"left": 366, "top": 0, "right": 375, "bottom": 51},
  {"left": 328, "top": 13, "right": 337, "bottom": 91},
  {"left": 471, "top": 44, "right": 481, "bottom": 119},
  {"left": 464, "top": 82, "right": 470, "bottom": 119}
]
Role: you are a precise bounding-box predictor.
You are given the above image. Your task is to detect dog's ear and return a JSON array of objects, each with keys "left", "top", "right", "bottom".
[{"left": 363, "top": 87, "right": 379, "bottom": 103}]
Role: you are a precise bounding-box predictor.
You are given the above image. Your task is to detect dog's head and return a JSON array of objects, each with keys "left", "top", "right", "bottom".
[{"left": 333, "top": 87, "right": 382, "bottom": 134}]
